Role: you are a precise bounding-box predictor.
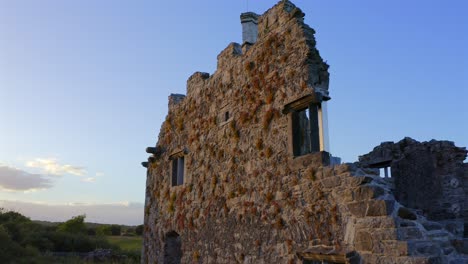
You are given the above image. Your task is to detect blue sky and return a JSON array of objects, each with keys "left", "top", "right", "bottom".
[{"left": 0, "top": 0, "right": 467, "bottom": 224}]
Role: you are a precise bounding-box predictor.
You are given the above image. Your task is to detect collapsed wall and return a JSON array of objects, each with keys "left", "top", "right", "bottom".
[
  {"left": 359, "top": 138, "right": 468, "bottom": 224},
  {"left": 359, "top": 138, "right": 468, "bottom": 263},
  {"left": 142, "top": 1, "right": 468, "bottom": 263}
]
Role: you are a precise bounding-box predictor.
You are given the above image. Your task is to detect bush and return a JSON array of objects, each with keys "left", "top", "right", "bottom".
[
  {"left": 46, "top": 231, "right": 115, "bottom": 252},
  {"left": 57, "top": 215, "right": 87, "bottom": 234},
  {"left": 0, "top": 209, "right": 137, "bottom": 263},
  {"left": 110, "top": 224, "right": 121, "bottom": 236},
  {"left": 0, "top": 225, "right": 40, "bottom": 262},
  {"left": 87, "top": 227, "right": 97, "bottom": 236},
  {"left": 135, "top": 225, "right": 143, "bottom": 236},
  {"left": 24, "top": 230, "right": 54, "bottom": 251},
  {"left": 96, "top": 225, "right": 112, "bottom": 236}
]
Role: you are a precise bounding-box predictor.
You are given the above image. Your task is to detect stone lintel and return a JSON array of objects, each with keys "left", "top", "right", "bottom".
[{"left": 282, "top": 92, "right": 330, "bottom": 114}]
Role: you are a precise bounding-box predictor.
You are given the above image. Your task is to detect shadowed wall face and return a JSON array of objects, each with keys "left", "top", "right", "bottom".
[{"left": 360, "top": 138, "right": 468, "bottom": 222}]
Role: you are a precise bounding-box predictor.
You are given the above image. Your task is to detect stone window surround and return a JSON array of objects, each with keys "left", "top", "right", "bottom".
[
  {"left": 218, "top": 103, "right": 234, "bottom": 127},
  {"left": 283, "top": 93, "right": 329, "bottom": 158},
  {"left": 292, "top": 104, "right": 321, "bottom": 155},
  {"left": 169, "top": 149, "right": 187, "bottom": 187},
  {"left": 365, "top": 159, "right": 392, "bottom": 179}
]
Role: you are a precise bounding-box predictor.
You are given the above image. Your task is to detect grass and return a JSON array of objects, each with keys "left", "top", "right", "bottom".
[{"left": 106, "top": 236, "right": 142, "bottom": 252}]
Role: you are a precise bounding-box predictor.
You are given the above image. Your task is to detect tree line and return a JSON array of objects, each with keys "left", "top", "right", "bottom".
[{"left": 0, "top": 209, "right": 143, "bottom": 263}]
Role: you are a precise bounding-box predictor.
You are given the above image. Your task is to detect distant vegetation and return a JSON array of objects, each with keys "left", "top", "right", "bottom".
[{"left": 0, "top": 208, "right": 143, "bottom": 263}]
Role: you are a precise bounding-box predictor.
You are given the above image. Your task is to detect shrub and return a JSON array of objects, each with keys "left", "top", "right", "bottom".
[
  {"left": 265, "top": 147, "right": 273, "bottom": 158},
  {"left": 57, "top": 215, "right": 87, "bottom": 234},
  {"left": 265, "top": 192, "right": 274, "bottom": 202},
  {"left": 0, "top": 225, "right": 24, "bottom": 261},
  {"left": 175, "top": 116, "right": 184, "bottom": 131},
  {"left": 135, "top": 225, "right": 144, "bottom": 236},
  {"left": 110, "top": 224, "right": 121, "bottom": 236},
  {"left": 262, "top": 108, "right": 279, "bottom": 130},
  {"left": 239, "top": 111, "right": 250, "bottom": 125},
  {"left": 96, "top": 225, "right": 112, "bottom": 236},
  {"left": 87, "top": 227, "right": 97, "bottom": 236},
  {"left": 0, "top": 209, "right": 137, "bottom": 262},
  {"left": 255, "top": 138, "right": 264, "bottom": 150},
  {"left": 193, "top": 250, "right": 201, "bottom": 261},
  {"left": 274, "top": 216, "right": 285, "bottom": 229},
  {"left": 244, "top": 61, "right": 255, "bottom": 72},
  {"left": 48, "top": 231, "right": 115, "bottom": 252}
]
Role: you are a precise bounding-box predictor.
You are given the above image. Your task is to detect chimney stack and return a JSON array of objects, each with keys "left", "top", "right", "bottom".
[{"left": 240, "top": 12, "right": 259, "bottom": 44}]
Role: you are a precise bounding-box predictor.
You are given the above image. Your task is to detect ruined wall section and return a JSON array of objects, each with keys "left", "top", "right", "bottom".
[
  {"left": 461, "top": 164, "right": 468, "bottom": 238},
  {"left": 141, "top": 1, "right": 468, "bottom": 263},
  {"left": 358, "top": 138, "right": 468, "bottom": 263},
  {"left": 257, "top": 1, "right": 330, "bottom": 95},
  {"left": 143, "top": 2, "right": 335, "bottom": 263},
  {"left": 359, "top": 138, "right": 467, "bottom": 224}
]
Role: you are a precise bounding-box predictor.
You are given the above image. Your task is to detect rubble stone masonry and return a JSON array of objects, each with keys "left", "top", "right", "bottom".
[{"left": 143, "top": 1, "right": 468, "bottom": 263}]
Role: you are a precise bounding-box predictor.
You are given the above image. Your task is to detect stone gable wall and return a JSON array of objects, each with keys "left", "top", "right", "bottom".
[{"left": 143, "top": 1, "right": 468, "bottom": 263}]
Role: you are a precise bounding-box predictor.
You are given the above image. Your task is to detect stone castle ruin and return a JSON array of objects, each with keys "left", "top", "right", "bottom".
[{"left": 142, "top": 1, "right": 468, "bottom": 263}]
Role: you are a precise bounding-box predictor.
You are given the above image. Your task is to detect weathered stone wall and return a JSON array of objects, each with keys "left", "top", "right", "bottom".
[
  {"left": 143, "top": 1, "right": 468, "bottom": 263},
  {"left": 358, "top": 138, "right": 468, "bottom": 263},
  {"left": 144, "top": 2, "right": 333, "bottom": 262},
  {"left": 359, "top": 138, "right": 468, "bottom": 223},
  {"left": 461, "top": 164, "right": 468, "bottom": 238}
]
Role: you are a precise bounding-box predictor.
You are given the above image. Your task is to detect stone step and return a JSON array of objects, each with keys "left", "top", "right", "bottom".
[
  {"left": 442, "top": 246, "right": 454, "bottom": 255},
  {"left": 427, "top": 230, "right": 451, "bottom": 240},
  {"left": 407, "top": 240, "right": 443, "bottom": 256},
  {"left": 422, "top": 221, "right": 444, "bottom": 231},
  {"left": 449, "top": 257, "right": 468, "bottom": 264},
  {"left": 398, "top": 227, "right": 423, "bottom": 240}
]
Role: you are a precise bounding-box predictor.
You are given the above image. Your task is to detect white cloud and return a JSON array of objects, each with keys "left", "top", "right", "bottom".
[
  {"left": 26, "top": 158, "right": 86, "bottom": 176},
  {"left": 81, "top": 177, "right": 96, "bottom": 183},
  {"left": 0, "top": 200, "right": 144, "bottom": 225},
  {"left": 0, "top": 166, "right": 53, "bottom": 192}
]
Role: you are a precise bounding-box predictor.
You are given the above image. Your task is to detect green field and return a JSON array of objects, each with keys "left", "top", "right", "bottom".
[{"left": 107, "top": 236, "right": 143, "bottom": 252}]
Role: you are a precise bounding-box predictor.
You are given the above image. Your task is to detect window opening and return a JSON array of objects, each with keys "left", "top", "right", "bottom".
[
  {"left": 171, "top": 157, "right": 184, "bottom": 186},
  {"left": 292, "top": 104, "right": 320, "bottom": 156},
  {"left": 284, "top": 94, "right": 330, "bottom": 157},
  {"left": 225, "top": 111, "right": 230, "bottom": 122},
  {"left": 379, "top": 167, "right": 392, "bottom": 178}
]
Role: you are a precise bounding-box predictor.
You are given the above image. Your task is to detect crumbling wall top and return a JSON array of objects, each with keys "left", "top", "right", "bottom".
[
  {"left": 216, "top": 42, "right": 242, "bottom": 70},
  {"left": 359, "top": 137, "right": 467, "bottom": 167},
  {"left": 168, "top": 93, "right": 186, "bottom": 112},
  {"left": 359, "top": 137, "right": 467, "bottom": 222}
]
